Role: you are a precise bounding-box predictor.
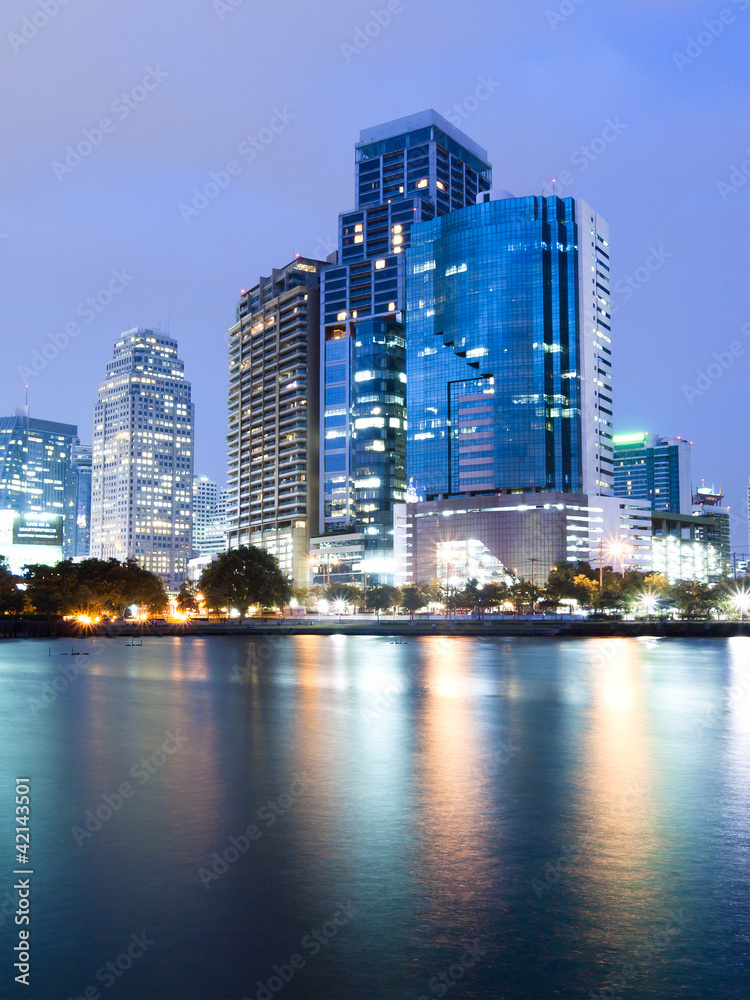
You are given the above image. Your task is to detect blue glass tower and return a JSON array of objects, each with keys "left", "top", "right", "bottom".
[
  {"left": 320, "top": 110, "right": 491, "bottom": 574},
  {"left": 406, "top": 194, "right": 614, "bottom": 498}
]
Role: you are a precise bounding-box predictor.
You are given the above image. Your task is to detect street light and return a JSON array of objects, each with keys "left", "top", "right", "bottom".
[{"left": 731, "top": 589, "right": 750, "bottom": 621}]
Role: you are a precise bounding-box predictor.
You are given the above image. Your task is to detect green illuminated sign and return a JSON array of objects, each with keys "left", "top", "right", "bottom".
[{"left": 613, "top": 432, "right": 647, "bottom": 445}]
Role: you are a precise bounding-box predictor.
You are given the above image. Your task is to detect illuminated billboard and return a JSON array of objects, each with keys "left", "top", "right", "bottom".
[{"left": 0, "top": 510, "right": 64, "bottom": 573}]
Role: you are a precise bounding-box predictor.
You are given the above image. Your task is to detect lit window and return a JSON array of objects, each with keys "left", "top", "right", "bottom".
[
  {"left": 436, "top": 180, "right": 445, "bottom": 191},
  {"left": 354, "top": 224, "right": 363, "bottom": 233},
  {"left": 393, "top": 247, "right": 402, "bottom": 254},
  {"left": 392, "top": 235, "right": 403, "bottom": 245},
  {"left": 392, "top": 225, "right": 402, "bottom": 234},
  {"left": 417, "top": 179, "right": 428, "bottom": 189},
  {"left": 388, "top": 302, "right": 396, "bottom": 311},
  {"left": 375, "top": 259, "right": 386, "bottom": 270},
  {"left": 354, "top": 235, "right": 363, "bottom": 244},
  {"left": 337, "top": 312, "right": 347, "bottom": 321},
  {"left": 351, "top": 310, "right": 358, "bottom": 318}
]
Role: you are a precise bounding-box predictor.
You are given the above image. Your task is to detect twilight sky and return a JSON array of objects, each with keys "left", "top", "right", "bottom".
[{"left": 1, "top": 0, "right": 748, "bottom": 549}]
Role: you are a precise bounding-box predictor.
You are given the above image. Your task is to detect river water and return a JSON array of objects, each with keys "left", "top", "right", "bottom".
[{"left": 0, "top": 634, "right": 747, "bottom": 999}]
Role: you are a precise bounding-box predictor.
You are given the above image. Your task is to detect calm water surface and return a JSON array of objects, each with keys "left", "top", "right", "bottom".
[{"left": 0, "top": 634, "right": 747, "bottom": 999}]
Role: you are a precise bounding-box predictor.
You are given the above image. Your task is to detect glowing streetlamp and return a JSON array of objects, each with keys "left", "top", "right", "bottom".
[{"left": 731, "top": 589, "right": 750, "bottom": 622}]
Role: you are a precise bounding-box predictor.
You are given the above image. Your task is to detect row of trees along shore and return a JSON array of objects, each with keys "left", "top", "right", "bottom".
[{"left": 2, "top": 547, "right": 749, "bottom": 621}]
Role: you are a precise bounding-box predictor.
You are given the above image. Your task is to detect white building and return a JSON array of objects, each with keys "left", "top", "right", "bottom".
[{"left": 90, "top": 328, "right": 193, "bottom": 589}]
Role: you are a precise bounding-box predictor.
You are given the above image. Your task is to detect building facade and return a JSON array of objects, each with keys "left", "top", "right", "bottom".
[
  {"left": 227, "top": 258, "right": 323, "bottom": 586},
  {"left": 90, "top": 328, "right": 193, "bottom": 589},
  {"left": 0, "top": 409, "right": 80, "bottom": 559},
  {"left": 394, "top": 492, "right": 651, "bottom": 588},
  {"left": 70, "top": 443, "right": 92, "bottom": 557},
  {"left": 406, "top": 193, "right": 614, "bottom": 500},
  {"left": 193, "top": 476, "right": 228, "bottom": 557},
  {"left": 320, "top": 110, "right": 492, "bottom": 576},
  {"left": 613, "top": 432, "right": 692, "bottom": 513}
]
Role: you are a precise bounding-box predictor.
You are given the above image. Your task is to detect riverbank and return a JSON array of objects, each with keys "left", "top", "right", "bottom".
[{"left": 1, "top": 618, "right": 748, "bottom": 639}]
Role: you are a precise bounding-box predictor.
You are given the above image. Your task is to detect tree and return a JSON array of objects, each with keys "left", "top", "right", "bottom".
[
  {"left": 481, "top": 581, "right": 511, "bottom": 611},
  {"left": 570, "top": 574, "right": 599, "bottom": 609},
  {"left": 400, "top": 582, "right": 428, "bottom": 619},
  {"left": 325, "top": 583, "right": 361, "bottom": 606},
  {"left": 175, "top": 583, "right": 199, "bottom": 614},
  {"left": 199, "top": 546, "right": 291, "bottom": 614},
  {"left": 0, "top": 558, "right": 23, "bottom": 616},
  {"left": 22, "top": 558, "right": 168, "bottom": 619},
  {"left": 367, "top": 584, "right": 401, "bottom": 619},
  {"left": 669, "top": 580, "right": 716, "bottom": 620}
]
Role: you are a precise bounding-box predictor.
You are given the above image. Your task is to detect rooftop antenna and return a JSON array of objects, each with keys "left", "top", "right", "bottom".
[{"left": 552, "top": 178, "right": 557, "bottom": 196}]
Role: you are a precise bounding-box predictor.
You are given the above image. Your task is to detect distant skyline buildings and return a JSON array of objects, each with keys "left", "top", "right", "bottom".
[
  {"left": 613, "top": 432, "right": 692, "bottom": 514},
  {"left": 90, "top": 328, "right": 193, "bottom": 589}
]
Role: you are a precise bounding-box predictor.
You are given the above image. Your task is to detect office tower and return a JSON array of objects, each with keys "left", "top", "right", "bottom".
[
  {"left": 0, "top": 408, "right": 78, "bottom": 555},
  {"left": 70, "top": 443, "right": 92, "bottom": 557},
  {"left": 193, "top": 475, "right": 218, "bottom": 551},
  {"left": 321, "top": 110, "right": 491, "bottom": 575},
  {"left": 227, "top": 258, "right": 323, "bottom": 586},
  {"left": 90, "top": 328, "right": 193, "bottom": 589},
  {"left": 406, "top": 192, "right": 613, "bottom": 499},
  {"left": 613, "top": 432, "right": 692, "bottom": 513},
  {"left": 193, "top": 477, "right": 227, "bottom": 557}
]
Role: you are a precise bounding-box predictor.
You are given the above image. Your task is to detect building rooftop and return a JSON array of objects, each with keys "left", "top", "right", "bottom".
[{"left": 357, "top": 109, "right": 490, "bottom": 165}]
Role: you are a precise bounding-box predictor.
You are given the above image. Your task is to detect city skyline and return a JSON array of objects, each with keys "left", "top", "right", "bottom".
[{"left": 1, "top": 1, "right": 748, "bottom": 551}]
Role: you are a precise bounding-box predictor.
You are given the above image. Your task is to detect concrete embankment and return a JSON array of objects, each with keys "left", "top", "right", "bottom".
[{"left": 2, "top": 619, "right": 747, "bottom": 639}]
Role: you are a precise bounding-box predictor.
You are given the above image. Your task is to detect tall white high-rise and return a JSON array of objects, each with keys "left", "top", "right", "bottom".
[{"left": 91, "top": 328, "right": 194, "bottom": 589}]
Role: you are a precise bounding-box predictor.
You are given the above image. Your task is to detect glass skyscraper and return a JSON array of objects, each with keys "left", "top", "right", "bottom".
[
  {"left": 0, "top": 409, "right": 79, "bottom": 555},
  {"left": 320, "top": 110, "right": 491, "bottom": 575},
  {"left": 613, "top": 432, "right": 692, "bottom": 514},
  {"left": 406, "top": 193, "right": 614, "bottom": 499}
]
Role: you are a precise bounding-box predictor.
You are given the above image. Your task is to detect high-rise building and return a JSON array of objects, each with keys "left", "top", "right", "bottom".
[
  {"left": 0, "top": 408, "right": 78, "bottom": 555},
  {"left": 321, "top": 110, "right": 492, "bottom": 576},
  {"left": 90, "top": 328, "right": 193, "bottom": 589},
  {"left": 613, "top": 432, "right": 692, "bottom": 513},
  {"left": 192, "top": 476, "right": 228, "bottom": 557},
  {"left": 406, "top": 192, "right": 614, "bottom": 499},
  {"left": 70, "top": 443, "right": 92, "bottom": 557},
  {"left": 227, "top": 258, "right": 323, "bottom": 586},
  {"left": 193, "top": 475, "right": 218, "bottom": 549}
]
